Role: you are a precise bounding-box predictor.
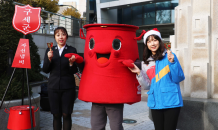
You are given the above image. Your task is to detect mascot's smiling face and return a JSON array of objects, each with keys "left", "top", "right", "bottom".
[
  {"left": 83, "top": 24, "right": 140, "bottom": 69},
  {"left": 87, "top": 35, "right": 122, "bottom": 67},
  {"left": 91, "top": 38, "right": 121, "bottom": 64}
]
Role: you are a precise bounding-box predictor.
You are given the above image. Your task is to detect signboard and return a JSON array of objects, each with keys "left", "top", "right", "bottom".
[
  {"left": 12, "top": 39, "right": 31, "bottom": 69},
  {"left": 13, "top": 4, "right": 41, "bottom": 35}
]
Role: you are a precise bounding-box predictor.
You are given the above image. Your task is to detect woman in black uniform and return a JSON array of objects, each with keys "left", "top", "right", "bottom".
[{"left": 43, "top": 27, "right": 81, "bottom": 130}]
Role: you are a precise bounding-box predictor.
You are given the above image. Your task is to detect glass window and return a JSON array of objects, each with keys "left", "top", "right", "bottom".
[
  {"left": 171, "top": 0, "right": 179, "bottom": 9},
  {"left": 116, "top": 0, "right": 179, "bottom": 25},
  {"left": 89, "top": 14, "right": 95, "bottom": 23},
  {"left": 171, "top": 10, "right": 175, "bottom": 23},
  {"left": 156, "top": 2, "right": 171, "bottom": 24},
  {"left": 89, "top": 0, "right": 96, "bottom": 11},
  {"left": 171, "top": 0, "right": 178, "bottom": 23},
  {"left": 156, "top": 1, "right": 171, "bottom": 10},
  {"left": 117, "top": 8, "right": 122, "bottom": 24},
  {"left": 138, "top": 43, "right": 145, "bottom": 60},
  {"left": 123, "top": 7, "right": 131, "bottom": 25},
  {"left": 100, "top": 0, "right": 118, "bottom": 3},
  {"left": 132, "top": 5, "right": 143, "bottom": 26},
  {"left": 143, "top": 4, "right": 156, "bottom": 25}
]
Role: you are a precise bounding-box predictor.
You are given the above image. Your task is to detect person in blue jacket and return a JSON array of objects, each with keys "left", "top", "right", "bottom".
[{"left": 128, "top": 28, "right": 185, "bottom": 130}]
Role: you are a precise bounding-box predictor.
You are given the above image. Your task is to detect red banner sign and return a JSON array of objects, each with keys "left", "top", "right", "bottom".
[
  {"left": 12, "top": 39, "right": 31, "bottom": 69},
  {"left": 12, "top": 4, "right": 41, "bottom": 35}
]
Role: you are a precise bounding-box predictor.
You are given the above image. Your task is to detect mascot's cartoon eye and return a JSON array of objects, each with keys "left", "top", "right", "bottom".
[
  {"left": 112, "top": 39, "right": 121, "bottom": 50},
  {"left": 89, "top": 38, "right": 95, "bottom": 50}
]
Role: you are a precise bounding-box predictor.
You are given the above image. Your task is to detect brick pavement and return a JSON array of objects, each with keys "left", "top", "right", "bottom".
[{"left": 40, "top": 90, "right": 154, "bottom": 130}]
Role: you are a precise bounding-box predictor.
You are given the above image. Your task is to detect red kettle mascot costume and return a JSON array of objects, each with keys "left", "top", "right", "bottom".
[{"left": 78, "top": 24, "right": 145, "bottom": 104}]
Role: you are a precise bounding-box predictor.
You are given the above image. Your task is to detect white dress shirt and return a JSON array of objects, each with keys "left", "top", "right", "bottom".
[
  {"left": 57, "top": 44, "right": 66, "bottom": 56},
  {"left": 57, "top": 44, "right": 73, "bottom": 66}
]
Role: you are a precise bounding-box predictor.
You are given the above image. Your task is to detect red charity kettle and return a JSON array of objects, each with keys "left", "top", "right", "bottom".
[
  {"left": 78, "top": 24, "right": 146, "bottom": 104},
  {"left": 5, "top": 105, "right": 39, "bottom": 130}
]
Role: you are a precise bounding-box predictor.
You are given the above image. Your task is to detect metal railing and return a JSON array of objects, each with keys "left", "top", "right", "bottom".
[{"left": 12, "top": 1, "right": 92, "bottom": 36}]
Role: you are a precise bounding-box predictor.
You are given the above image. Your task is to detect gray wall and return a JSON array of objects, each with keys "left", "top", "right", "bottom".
[
  {"left": 177, "top": 97, "right": 218, "bottom": 130},
  {"left": 100, "top": 9, "right": 118, "bottom": 23},
  {"left": 32, "top": 34, "right": 85, "bottom": 61}
]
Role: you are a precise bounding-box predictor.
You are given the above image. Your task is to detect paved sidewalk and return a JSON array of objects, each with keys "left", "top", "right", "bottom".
[{"left": 40, "top": 90, "right": 154, "bottom": 130}]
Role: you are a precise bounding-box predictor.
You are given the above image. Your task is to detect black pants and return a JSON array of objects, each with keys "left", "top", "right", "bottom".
[
  {"left": 151, "top": 107, "right": 181, "bottom": 130},
  {"left": 91, "top": 103, "right": 124, "bottom": 130},
  {"left": 48, "top": 88, "right": 75, "bottom": 130},
  {"left": 48, "top": 88, "right": 75, "bottom": 114}
]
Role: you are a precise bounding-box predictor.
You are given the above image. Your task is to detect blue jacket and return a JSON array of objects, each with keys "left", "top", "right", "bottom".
[{"left": 137, "top": 52, "right": 185, "bottom": 109}]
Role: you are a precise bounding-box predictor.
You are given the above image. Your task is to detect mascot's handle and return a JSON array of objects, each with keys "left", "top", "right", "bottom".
[
  {"left": 134, "top": 30, "right": 146, "bottom": 41},
  {"left": 80, "top": 28, "right": 86, "bottom": 39}
]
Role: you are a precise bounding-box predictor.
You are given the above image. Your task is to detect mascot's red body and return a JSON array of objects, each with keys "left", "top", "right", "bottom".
[{"left": 78, "top": 24, "right": 144, "bottom": 104}]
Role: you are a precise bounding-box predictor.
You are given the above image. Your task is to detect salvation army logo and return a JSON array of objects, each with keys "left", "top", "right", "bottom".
[{"left": 12, "top": 5, "right": 41, "bottom": 35}]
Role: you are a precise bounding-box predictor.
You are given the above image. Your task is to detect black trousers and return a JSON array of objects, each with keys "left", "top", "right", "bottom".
[
  {"left": 91, "top": 103, "right": 124, "bottom": 130},
  {"left": 48, "top": 88, "right": 75, "bottom": 114},
  {"left": 151, "top": 107, "right": 181, "bottom": 130}
]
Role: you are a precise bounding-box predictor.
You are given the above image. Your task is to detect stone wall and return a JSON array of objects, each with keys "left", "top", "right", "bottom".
[
  {"left": 177, "top": 97, "right": 218, "bottom": 130},
  {"left": 171, "top": 0, "right": 218, "bottom": 129},
  {"left": 211, "top": 0, "right": 218, "bottom": 98},
  {"left": 173, "top": 0, "right": 213, "bottom": 99}
]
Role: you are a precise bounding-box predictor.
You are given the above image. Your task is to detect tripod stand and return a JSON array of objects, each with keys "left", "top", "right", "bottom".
[{"left": 0, "top": 37, "right": 34, "bottom": 130}]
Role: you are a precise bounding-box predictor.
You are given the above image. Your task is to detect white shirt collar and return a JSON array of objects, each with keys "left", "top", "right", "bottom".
[{"left": 57, "top": 44, "right": 66, "bottom": 56}]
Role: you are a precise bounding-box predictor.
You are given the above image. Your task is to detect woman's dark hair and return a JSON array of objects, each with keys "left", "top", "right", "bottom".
[
  {"left": 143, "top": 34, "right": 165, "bottom": 64},
  {"left": 54, "top": 27, "right": 68, "bottom": 39}
]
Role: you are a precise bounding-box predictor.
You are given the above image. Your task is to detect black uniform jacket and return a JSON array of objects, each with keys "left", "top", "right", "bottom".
[{"left": 43, "top": 45, "right": 79, "bottom": 89}]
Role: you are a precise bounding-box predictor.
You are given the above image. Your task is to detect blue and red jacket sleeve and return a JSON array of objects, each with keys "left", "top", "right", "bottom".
[{"left": 168, "top": 53, "right": 185, "bottom": 83}]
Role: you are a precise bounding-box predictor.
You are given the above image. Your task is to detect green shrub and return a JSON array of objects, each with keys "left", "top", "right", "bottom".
[
  {"left": 0, "top": 0, "right": 43, "bottom": 100},
  {"left": 0, "top": 75, "right": 30, "bottom": 101}
]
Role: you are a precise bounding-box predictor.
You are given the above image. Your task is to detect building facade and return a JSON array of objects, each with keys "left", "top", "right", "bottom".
[
  {"left": 85, "top": 0, "right": 218, "bottom": 129},
  {"left": 63, "top": 1, "right": 77, "bottom": 9},
  {"left": 92, "top": 0, "right": 178, "bottom": 59},
  {"left": 86, "top": 0, "right": 97, "bottom": 23},
  {"left": 78, "top": 0, "right": 87, "bottom": 18}
]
